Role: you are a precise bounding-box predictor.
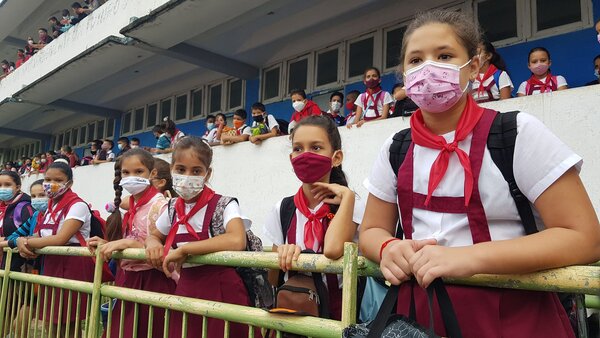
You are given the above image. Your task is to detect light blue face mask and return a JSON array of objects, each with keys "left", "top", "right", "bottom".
[
  {"left": 0, "top": 188, "right": 15, "bottom": 202},
  {"left": 31, "top": 197, "right": 49, "bottom": 212},
  {"left": 595, "top": 69, "right": 599, "bottom": 79}
]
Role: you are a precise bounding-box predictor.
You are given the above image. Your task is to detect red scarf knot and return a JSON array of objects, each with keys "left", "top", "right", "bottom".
[
  {"left": 293, "top": 187, "right": 330, "bottom": 253},
  {"left": 122, "top": 186, "right": 159, "bottom": 236},
  {"left": 476, "top": 65, "right": 498, "bottom": 96},
  {"left": 410, "top": 96, "right": 484, "bottom": 207}
]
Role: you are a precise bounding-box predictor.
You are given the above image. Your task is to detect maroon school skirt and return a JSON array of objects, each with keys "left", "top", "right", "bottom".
[
  {"left": 40, "top": 254, "right": 95, "bottom": 324},
  {"left": 109, "top": 267, "right": 176, "bottom": 338},
  {"left": 397, "top": 282, "right": 575, "bottom": 338},
  {"left": 169, "top": 265, "right": 260, "bottom": 338}
]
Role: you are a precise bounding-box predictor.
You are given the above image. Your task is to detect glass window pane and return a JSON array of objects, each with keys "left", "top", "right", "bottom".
[
  {"left": 97, "top": 120, "right": 105, "bottom": 139},
  {"left": 228, "top": 80, "right": 242, "bottom": 109},
  {"left": 536, "top": 0, "right": 581, "bottom": 31},
  {"left": 147, "top": 104, "right": 158, "bottom": 128},
  {"left": 87, "top": 123, "right": 95, "bottom": 142},
  {"left": 316, "top": 49, "right": 338, "bottom": 86},
  {"left": 79, "top": 126, "right": 86, "bottom": 144},
  {"left": 161, "top": 99, "right": 172, "bottom": 121},
  {"left": 263, "top": 67, "right": 280, "bottom": 100},
  {"left": 72, "top": 128, "right": 78, "bottom": 146},
  {"left": 209, "top": 85, "right": 222, "bottom": 113},
  {"left": 64, "top": 131, "right": 71, "bottom": 147},
  {"left": 288, "top": 59, "right": 308, "bottom": 91},
  {"left": 386, "top": 26, "right": 406, "bottom": 69},
  {"left": 57, "top": 134, "right": 63, "bottom": 149},
  {"left": 348, "top": 37, "right": 374, "bottom": 78},
  {"left": 478, "top": 0, "right": 517, "bottom": 41},
  {"left": 175, "top": 95, "right": 188, "bottom": 120},
  {"left": 134, "top": 108, "right": 145, "bottom": 131},
  {"left": 107, "top": 119, "right": 115, "bottom": 138},
  {"left": 191, "top": 90, "right": 203, "bottom": 117},
  {"left": 122, "top": 112, "right": 131, "bottom": 135}
]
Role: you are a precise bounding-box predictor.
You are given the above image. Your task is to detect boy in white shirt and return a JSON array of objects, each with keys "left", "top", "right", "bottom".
[{"left": 221, "top": 109, "right": 252, "bottom": 145}]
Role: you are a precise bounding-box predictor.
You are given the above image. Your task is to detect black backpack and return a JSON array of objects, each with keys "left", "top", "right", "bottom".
[
  {"left": 389, "top": 110, "right": 580, "bottom": 332},
  {"left": 266, "top": 116, "right": 290, "bottom": 136}
]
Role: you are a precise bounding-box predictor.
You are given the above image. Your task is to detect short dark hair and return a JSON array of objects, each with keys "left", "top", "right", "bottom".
[
  {"left": 0, "top": 171, "right": 21, "bottom": 187},
  {"left": 63, "top": 145, "right": 72, "bottom": 153},
  {"left": 62, "top": 9, "right": 70, "bottom": 16},
  {"left": 391, "top": 83, "right": 403, "bottom": 92},
  {"left": 71, "top": 2, "right": 82, "bottom": 9},
  {"left": 206, "top": 114, "right": 216, "bottom": 121},
  {"left": 152, "top": 124, "right": 164, "bottom": 134},
  {"left": 347, "top": 90, "right": 360, "bottom": 98},
  {"left": 251, "top": 102, "right": 266, "bottom": 112},
  {"left": 329, "top": 92, "right": 344, "bottom": 102},
  {"left": 49, "top": 16, "right": 59, "bottom": 23},
  {"left": 131, "top": 137, "right": 140, "bottom": 143},
  {"left": 290, "top": 89, "right": 307, "bottom": 99},
  {"left": 17, "top": 49, "right": 24, "bottom": 53},
  {"left": 31, "top": 179, "right": 45, "bottom": 189},
  {"left": 47, "top": 162, "right": 73, "bottom": 181},
  {"left": 104, "top": 139, "right": 114, "bottom": 148},
  {"left": 117, "top": 136, "right": 129, "bottom": 145},
  {"left": 38, "top": 28, "right": 48, "bottom": 33},
  {"left": 215, "top": 113, "right": 227, "bottom": 124},
  {"left": 594, "top": 54, "right": 600, "bottom": 64},
  {"left": 234, "top": 109, "right": 247, "bottom": 120}
]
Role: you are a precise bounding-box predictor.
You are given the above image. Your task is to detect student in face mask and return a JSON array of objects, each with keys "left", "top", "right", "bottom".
[
  {"left": 326, "top": 92, "right": 346, "bottom": 127},
  {"left": 117, "top": 136, "right": 131, "bottom": 156},
  {"left": 348, "top": 67, "right": 393, "bottom": 128},
  {"left": 146, "top": 136, "right": 256, "bottom": 338},
  {"left": 88, "top": 149, "right": 174, "bottom": 338},
  {"left": 288, "top": 89, "right": 323, "bottom": 134},
  {"left": 2, "top": 179, "right": 46, "bottom": 250},
  {"left": 517, "top": 47, "right": 568, "bottom": 96},
  {"left": 0, "top": 171, "right": 34, "bottom": 271},
  {"left": 220, "top": 109, "right": 251, "bottom": 145},
  {"left": 585, "top": 54, "right": 600, "bottom": 86},
  {"left": 249, "top": 102, "right": 280, "bottom": 144},
  {"left": 264, "top": 115, "right": 363, "bottom": 320},
  {"left": 16, "top": 163, "right": 95, "bottom": 334},
  {"left": 202, "top": 114, "right": 216, "bottom": 139},
  {"left": 359, "top": 10, "right": 599, "bottom": 337}
]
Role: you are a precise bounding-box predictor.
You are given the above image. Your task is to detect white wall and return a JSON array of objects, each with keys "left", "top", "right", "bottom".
[{"left": 21, "top": 85, "right": 600, "bottom": 243}]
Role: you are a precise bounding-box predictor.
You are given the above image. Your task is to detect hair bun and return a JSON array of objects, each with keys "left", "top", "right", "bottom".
[{"left": 163, "top": 116, "right": 169, "bottom": 122}]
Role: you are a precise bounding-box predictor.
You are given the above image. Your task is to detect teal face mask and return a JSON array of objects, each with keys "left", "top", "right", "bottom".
[{"left": 31, "top": 197, "right": 49, "bottom": 212}]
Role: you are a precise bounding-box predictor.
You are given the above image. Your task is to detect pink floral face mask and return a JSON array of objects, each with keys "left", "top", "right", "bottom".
[{"left": 404, "top": 60, "right": 471, "bottom": 113}]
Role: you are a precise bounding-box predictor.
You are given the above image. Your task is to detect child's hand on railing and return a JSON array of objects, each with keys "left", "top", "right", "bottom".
[
  {"left": 277, "top": 244, "right": 301, "bottom": 272},
  {"left": 16, "top": 237, "right": 37, "bottom": 259},
  {"left": 162, "top": 248, "right": 186, "bottom": 278},
  {"left": 86, "top": 236, "right": 107, "bottom": 254},
  {"left": 380, "top": 238, "right": 436, "bottom": 285},
  {"left": 145, "top": 239, "right": 164, "bottom": 270},
  {"left": 98, "top": 240, "right": 128, "bottom": 262}
]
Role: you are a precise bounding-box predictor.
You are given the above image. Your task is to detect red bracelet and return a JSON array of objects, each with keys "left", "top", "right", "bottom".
[{"left": 379, "top": 238, "right": 400, "bottom": 260}]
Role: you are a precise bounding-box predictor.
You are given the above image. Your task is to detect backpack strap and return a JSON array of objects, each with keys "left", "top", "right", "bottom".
[
  {"left": 486, "top": 111, "right": 537, "bottom": 235},
  {"left": 389, "top": 128, "right": 412, "bottom": 178},
  {"left": 279, "top": 196, "right": 296, "bottom": 244},
  {"left": 207, "top": 195, "right": 237, "bottom": 238},
  {"left": 492, "top": 70, "right": 501, "bottom": 89}
]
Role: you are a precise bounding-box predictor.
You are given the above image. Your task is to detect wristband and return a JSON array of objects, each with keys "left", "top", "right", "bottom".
[{"left": 379, "top": 238, "right": 400, "bottom": 260}]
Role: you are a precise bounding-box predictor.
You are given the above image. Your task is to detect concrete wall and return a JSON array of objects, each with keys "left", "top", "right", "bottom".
[{"left": 21, "top": 85, "right": 600, "bottom": 244}]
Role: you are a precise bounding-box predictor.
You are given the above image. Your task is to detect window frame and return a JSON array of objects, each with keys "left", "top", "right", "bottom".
[
  {"left": 133, "top": 106, "right": 146, "bottom": 132},
  {"left": 146, "top": 101, "right": 159, "bottom": 130},
  {"left": 261, "top": 63, "right": 283, "bottom": 104},
  {"left": 190, "top": 87, "right": 206, "bottom": 120},
  {"left": 345, "top": 31, "right": 381, "bottom": 83},
  {"left": 314, "top": 43, "right": 344, "bottom": 91},
  {"left": 529, "top": 0, "right": 592, "bottom": 40},
  {"left": 227, "top": 78, "right": 245, "bottom": 111},
  {"left": 174, "top": 93, "right": 190, "bottom": 122},
  {"left": 383, "top": 22, "right": 411, "bottom": 73},
  {"left": 208, "top": 80, "right": 225, "bottom": 115},
  {"left": 474, "top": 0, "right": 524, "bottom": 46},
  {"left": 285, "top": 54, "right": 314, "bottom": 95},
  {"left": 160, "top": 97, "right": 174, "bottom": 123},
  {"left": 121, "top": 111, "right": 132, "bottom": 136}
]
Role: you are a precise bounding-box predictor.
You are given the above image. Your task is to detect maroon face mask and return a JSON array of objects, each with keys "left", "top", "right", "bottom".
[
  {"left": 365, "top": 79, "right": 380, "bottom": 89},
  {"left": 291, "top": 152, "right": 332, "bottom": 183}
]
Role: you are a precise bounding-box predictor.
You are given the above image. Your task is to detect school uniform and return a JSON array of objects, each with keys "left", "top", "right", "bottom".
[
  {"left": 263, "top": 194, "right": 365, "bottom": 320},
  {"left": 204, "top": 128, "right": 218, "bottom": 143},
  {"left": 326, "top": 110, "right": 346, "bottom": 127},
  {"left": 0, "top": 194, "right": 33, "bottom": 271},
  {"left": 471, "top": 68, "right": 514, "bottom": 102},
  {"left": 170, "top": 130, "right": 185, "bottom": 147},
  {"left": 155, "top": 188, "right": 254, "bottom": 337},
  {"left": 251, "top": 114, "right": 279, "bottom": 134},
  {"left": 37, "top": 190, "right": 94, "bottom": 324},
  {"left": 110, "top": 189, "right": 174, "bottom": 338},
  {"left": 155, "top": 133, "right": 171, "bottom": 150},
  {"left": 365, "top": 106, "right": 579, "bottom": 337},
  {"left": 517, "top": 74, "right": 567, "bottom": 96},
  {"left": 354, "top": 90, "right": 393, "bottom": 121}
]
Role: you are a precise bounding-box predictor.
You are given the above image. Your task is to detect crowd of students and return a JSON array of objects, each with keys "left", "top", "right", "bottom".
[
  {"left": 0, "top": 1, "right": 104, "bottom": 79},
  {"left": 0, "top": 10, "right": 598, "bottom": 338}
]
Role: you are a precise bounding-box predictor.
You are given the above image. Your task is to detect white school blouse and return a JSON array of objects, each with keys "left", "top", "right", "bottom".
[
  {"left": 39, "top": 201, "right": 92, "bottom": 244},
  {"left": 364, "top": 112, "right": 582, "bottom": 247},
  {"left": 517, "top": 76, "right": 567, "bottom": 96},
  {"left": 354, "top": 91, "right": 394, "bottom": 119},
  {"left": 471, "top": 71, "right": 514, "bottom": 102}
]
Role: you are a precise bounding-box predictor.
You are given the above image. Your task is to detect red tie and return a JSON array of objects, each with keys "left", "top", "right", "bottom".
[
  {"left": 293, "top": 187, "right": 330, "bottom": 252},
  {"left": 122, "top": 187, "right": 159, "bottom": 236}
]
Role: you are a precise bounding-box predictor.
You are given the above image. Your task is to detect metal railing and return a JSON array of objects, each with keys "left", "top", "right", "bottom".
[{"left": 0, "top": 243, "right": 597, "bottom": 337}]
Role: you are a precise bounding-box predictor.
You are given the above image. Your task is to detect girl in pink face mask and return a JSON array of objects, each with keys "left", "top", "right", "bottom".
[
  {"left": 359, "top": 10, "right": 599, "bottom": 338},
  {"left": 263, "top": 115, "right": 362, "bottom": 321},
  {"left": 517, "top": 47, "right": 568, "bottom": 96}
]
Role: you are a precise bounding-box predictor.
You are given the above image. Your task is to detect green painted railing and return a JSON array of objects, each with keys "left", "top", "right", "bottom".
[{"left": 0, "top": 243, "right": 598, "bottom": 337}]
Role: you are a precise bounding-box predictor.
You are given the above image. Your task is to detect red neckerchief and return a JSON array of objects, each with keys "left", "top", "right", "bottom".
[
  {"left": 526, "top": 73, "right": 556, "bottom": 94},
  {"left": 476, "top": 64, "right": 498, "bottom": 96},
  {"left": 364, "top": 87, "right": 383, "bottom": 109},
  {"left": 0, "top": 193, "right": 22, "bottom": 220},
  {"left": 38, "top": 190, "right": 80, "bottom": 234},
  {"left": 163, "top": 187, "right": 216, "bottom": 257},
  {"left": 170, "top": 130, "right": 181, "bottom": 144},
  {"left": 293, "top": 187, "right": 330, "bottom": 252},
  {"left": 122, "top": 186, "right": 159, "bottom": 236},
  {"left": 410, "top": 96, "right": 485, "bottom": 206}
]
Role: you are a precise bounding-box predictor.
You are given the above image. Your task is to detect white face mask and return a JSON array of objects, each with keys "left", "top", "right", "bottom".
[
  {"left": 120, "top": 176, "right": 150, "bottom": 195},
  {"left": 595, "top": 69, "right": 599, "bottom": 79},
  {"left": 292, "top": 101, "right": 306, "bottom": 112},
  {"left": 171, "top": 173, "right": 206, "bottom": 200},
  {"left": 330, "top": 101, "right": 341, "bottom": 112}
]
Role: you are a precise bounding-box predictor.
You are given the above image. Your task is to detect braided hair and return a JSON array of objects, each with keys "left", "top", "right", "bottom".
[{"left": 105, "top": 149, "right": 155, "bottom": 242}]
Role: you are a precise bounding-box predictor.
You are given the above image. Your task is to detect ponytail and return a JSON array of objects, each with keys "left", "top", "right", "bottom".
[
  {"left": 105, "top": 159, "right": 123, "bottom": 242},
  {"left": 328, "top": 165, "right": 349, "bottom": 214}
]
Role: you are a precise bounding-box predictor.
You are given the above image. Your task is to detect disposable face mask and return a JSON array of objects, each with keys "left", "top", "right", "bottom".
[
  {"left": 597, "top": 33, "right": 600, "bottom": 45},
  {"left": 120, "top": 176, "right": 151, "bottom": 195},
  {"left": 292, "top": 101, "right": 306, "bottom": 112},
  {"left": 206, "top": 122, "right": 215, "bottom": 131},
  {"left": 404, "top": 60, "right": 471, "bottom": 113},
  {"left": 530, "top": 63, "right": 549, "bottom": 76},
  {"left": 330, "top": 102, "right": 342, "bottom": 112},
  {"left": 171, "top": 173, "right": 206, "bottom": 200},
  {"left": 117, "top": 144, "right": 124, "bottom": 150},
  {"left": 595, "top": 69, "right": 599, "bottom": 79},
  {"left": 0, "top": 188, "right": 15, "bottom": 202},
  {"left": 31, "top": 197, "right": 49, "bottom": 212},
  {"left": 131, "top": 145, "right": 139, "bottom": 149}
]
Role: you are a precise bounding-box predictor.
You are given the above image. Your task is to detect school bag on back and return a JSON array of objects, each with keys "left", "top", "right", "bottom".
[
  {"left": 265, "top": 116, "right": 290, "bottom": 136},
  {"left": 388, "top": 110, "right": 581, "bottom": 333},
  {"left": 168, "top": 196, "right": 274, "bottom": 309}
]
